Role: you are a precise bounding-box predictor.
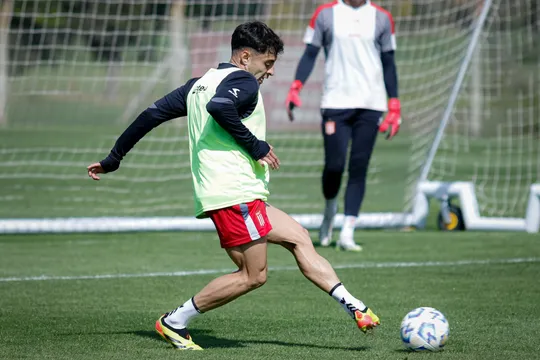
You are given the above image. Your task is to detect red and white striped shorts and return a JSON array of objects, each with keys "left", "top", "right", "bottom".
[{"left": 207, "top": 199, "right": 272, "bottom": 249}]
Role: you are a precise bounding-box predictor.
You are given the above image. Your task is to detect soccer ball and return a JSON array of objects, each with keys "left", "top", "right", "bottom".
[{"left": 400, "top": 307, "right": 449, "bottom": 352}]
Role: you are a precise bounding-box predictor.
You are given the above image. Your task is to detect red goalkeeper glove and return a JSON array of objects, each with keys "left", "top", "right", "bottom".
[
  {"left": 286, "top": 80, "right": 303, "bottom": 121},
  {"left": 379, "top": 98, "right": 402, "bottom": 140}
]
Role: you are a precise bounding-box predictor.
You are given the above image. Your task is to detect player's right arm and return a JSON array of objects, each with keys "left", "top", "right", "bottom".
[
  {"left": 87, "top": 77, "right": 199, "bottom": 180},
  {"left": 206, "top": 70, "right": 279, "bottom": 170},
  {"left": 286, "top": 5, "right": 327, "bottom": 121}
]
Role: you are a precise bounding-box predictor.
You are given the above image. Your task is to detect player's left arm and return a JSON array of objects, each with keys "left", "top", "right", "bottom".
[
  {"left": 377, "top": 10, "right": 401, "bottom": 140},
  {"left": 87, "top": 77, "right": 199, "bottom": 180},
  {"left": 206, "top": 71, "right": 279, "bottom": 170}
]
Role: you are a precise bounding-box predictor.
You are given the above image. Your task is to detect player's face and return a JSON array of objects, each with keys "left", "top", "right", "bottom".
[{"left": 244, "top": 50, "right": 277, "bottom": 86}]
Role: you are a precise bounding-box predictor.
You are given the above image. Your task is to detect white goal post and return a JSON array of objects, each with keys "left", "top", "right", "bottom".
[{"left": 0, "top": 0, "right": 538, "bottom": 234}]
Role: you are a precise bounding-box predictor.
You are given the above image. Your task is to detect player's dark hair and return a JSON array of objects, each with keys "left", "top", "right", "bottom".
[{"left": 231, "top": 21, "right": 284, "bottom": 56}]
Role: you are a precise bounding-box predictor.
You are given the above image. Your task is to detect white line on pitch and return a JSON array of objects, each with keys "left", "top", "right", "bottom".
[{"left": 0, "top": 257, "right": 538, "bottom": 283}]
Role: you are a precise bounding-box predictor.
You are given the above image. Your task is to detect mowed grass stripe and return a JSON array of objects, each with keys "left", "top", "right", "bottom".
[{"left": 1, "top": 257, "right": 538, "bottom": 283}]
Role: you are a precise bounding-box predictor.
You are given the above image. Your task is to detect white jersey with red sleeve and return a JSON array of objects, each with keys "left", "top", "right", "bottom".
[{"left": 303, "top": 0, "right": 396, "bottom": 111}]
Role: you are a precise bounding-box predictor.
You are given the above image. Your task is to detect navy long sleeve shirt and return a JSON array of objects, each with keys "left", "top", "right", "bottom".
[{"left": 100, "top": 63, "right": 269, "bottom": 172}]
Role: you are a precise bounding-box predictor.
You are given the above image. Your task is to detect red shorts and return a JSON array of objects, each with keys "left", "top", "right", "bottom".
[{"left": 207, "top": 200, "right": 272, "bottom": 248}]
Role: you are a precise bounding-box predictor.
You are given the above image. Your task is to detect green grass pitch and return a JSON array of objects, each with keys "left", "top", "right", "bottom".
[
  {"left": 1, "top": 28, "right": 538, "bottom": 360},
  {"left": 1, "top": 231, "right": 539, "bottom": 359}
]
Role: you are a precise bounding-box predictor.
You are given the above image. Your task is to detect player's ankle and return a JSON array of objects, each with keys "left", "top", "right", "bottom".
[
  {"left": 164, "top": 297, "right": 201, "bottom": 329},
  {"left": 164, "top": 315, "right": 186, "bottom": 330},
  {"left": 328, "top": 282, "right": 367, "bottom": 318},
  {"left": 324, "top": 198, "right": 338, "bottom": 217}
]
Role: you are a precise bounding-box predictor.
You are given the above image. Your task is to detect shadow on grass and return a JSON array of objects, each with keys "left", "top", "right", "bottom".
[{"left": 131, "top": 329, "right": 369, "bottom": 351}]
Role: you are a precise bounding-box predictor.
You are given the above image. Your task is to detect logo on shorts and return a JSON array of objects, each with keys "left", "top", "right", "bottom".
[
  {"left": 325, "top": 120, "right": 336, "bottom": 135},
  {"left": 255, "top": 211, "right": 265, "bottom": 227}
]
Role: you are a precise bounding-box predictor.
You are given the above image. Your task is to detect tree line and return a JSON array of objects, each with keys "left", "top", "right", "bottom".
[
  {"left": 8, "top": 1, "right": 265, "bottom": 75},
  {"left": 7, "top": 0, "right": 537, "bottom": 75}
]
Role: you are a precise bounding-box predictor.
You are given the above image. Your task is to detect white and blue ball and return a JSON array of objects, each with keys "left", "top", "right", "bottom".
[{"left": 400, "top": 307, "right": 449, "bottom": 352}]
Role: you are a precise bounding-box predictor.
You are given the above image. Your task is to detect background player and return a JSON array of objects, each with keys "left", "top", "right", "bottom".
[
  {"left": 87, "top": 21, "right": 379, "bottom": 350},
  {"left": 286, "top": 0, "right": 402, "bottom": 251}
]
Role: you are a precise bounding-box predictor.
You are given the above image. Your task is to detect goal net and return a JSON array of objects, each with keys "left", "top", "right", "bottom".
[
  {"left": 0, "top": 0, "right": 538, "bottom": 233},
  {"left": 425, "top": 0, "right": 540, "bottom": 220}
]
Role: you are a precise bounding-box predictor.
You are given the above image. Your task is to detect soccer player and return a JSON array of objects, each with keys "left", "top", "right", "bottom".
[
  {"left": 286, "top": 0, "right": 402, "bottom": 251},
  {"left": 86, "top": 21, "right": 379, "bottom": 350}
]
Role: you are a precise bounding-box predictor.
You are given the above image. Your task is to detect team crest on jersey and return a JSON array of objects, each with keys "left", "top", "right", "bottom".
[
  {"left": 255, "top": 211, "right": 265, "bottom": 227},
  {"left": 325, "top": 120, "right": 336, "bottom": 135},
  {"left": 192, "top": 85, "right": 207, "bottom": 94}
]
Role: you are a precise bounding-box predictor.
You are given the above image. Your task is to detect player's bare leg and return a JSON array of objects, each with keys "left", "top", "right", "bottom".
[
  {"left": 267, "top": 205, "right": 338, "bottom": 291},
  {"left": 157, "top": 239, "right": 268, "bottom": 349},
  {"left": 266, "top": 204, "right": 379, "bottom": 332},
  {"left": 193, "top": 239, "right": 268, "bottom": 311}
]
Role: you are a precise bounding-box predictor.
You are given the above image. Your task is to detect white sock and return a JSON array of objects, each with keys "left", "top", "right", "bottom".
[
  {"left": 324, "top": 198, "right": 338, "bottom": 217},
  {"left": 329, "top": 283, "right": 366, "bottom": 319},
  {"left": 340, "top": 215, "right": 357, "bottom": 241},
  {"left": 164, "top": 297, "right": 201, "bottom": 329}
]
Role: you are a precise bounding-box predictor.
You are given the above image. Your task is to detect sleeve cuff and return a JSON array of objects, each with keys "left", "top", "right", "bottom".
[
  {"left": 252, "top": 140, "right": 270, "bottom": 160},
  {"left": 99, "top": 152, "right": 121, "bottom": 173}
]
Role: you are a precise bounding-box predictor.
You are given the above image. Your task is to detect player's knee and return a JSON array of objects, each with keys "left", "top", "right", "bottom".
[
  {"left": 349, "top": 153, "right": 371, "bottom": 170},
  {"left": 349, "top": 157, "right": 370, "bottom": 178},
  {"left": 246, "top": 269, "right": 267, "bottom": 290},
  {"left": 301, "top": 227, "right": 313, "bottom": 245},
  {"left": 294, "top": 227, "right": 315, "bottom": 250},
  {"left": 324, "top": 164, "right": 345, "bottom": 174}
]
